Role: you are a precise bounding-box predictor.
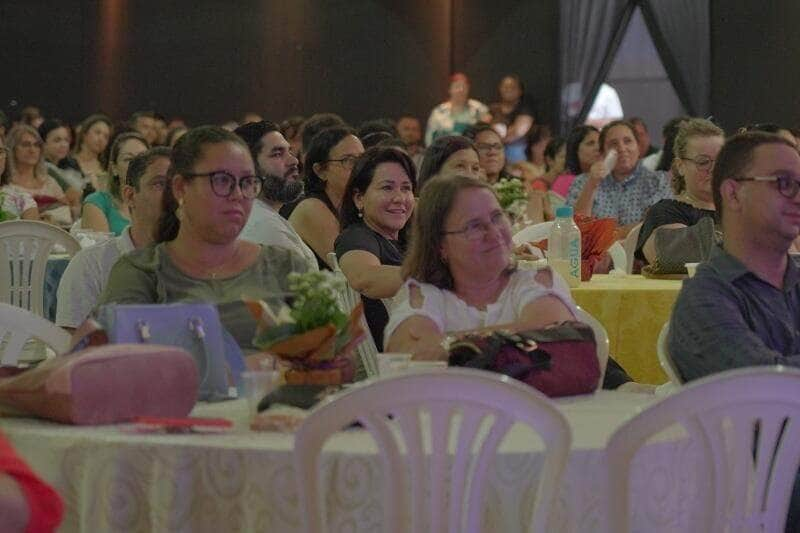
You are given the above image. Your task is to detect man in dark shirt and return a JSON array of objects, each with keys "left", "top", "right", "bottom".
[{"left": 669, "top": 131, "right": 800, "bottom": 381}]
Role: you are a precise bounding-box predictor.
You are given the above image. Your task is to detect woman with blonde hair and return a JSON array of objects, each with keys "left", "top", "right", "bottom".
[{"left": 635, "top": 118, "right": 724, "bottom": 264}]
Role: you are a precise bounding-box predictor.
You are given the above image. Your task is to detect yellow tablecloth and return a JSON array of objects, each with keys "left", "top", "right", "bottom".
[{"left": 572, "top": 274, "right": 683, "bottom": 384}]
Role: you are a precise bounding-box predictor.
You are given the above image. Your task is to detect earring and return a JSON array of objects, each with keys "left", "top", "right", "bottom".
[
  {"left": 357, "top": 210, "right": 363, "bottom": 218},
  {"left": 176, "top": 198, "right": 184, "bottom": 221}
]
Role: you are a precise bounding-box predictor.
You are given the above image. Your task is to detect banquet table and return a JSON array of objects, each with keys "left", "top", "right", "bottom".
[
  {"left": 571, "top": 274, "right": 683, "bottom": 385},
  {"left": 0, "top": 390, "right": 706, "bottom": 533}
]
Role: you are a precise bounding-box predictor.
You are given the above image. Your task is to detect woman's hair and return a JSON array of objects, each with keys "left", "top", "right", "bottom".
[
  {"left": 106, "top": 132, "right": 149, "bottom": 201},
  {"left": 564, "top": 125, "right": 598, "bottom": 175},
  {"left": 303, "top": 126, "right": 356, "bottom": 197},
  {"left": 165, "top": 126, "right": 188, "bottom": 147},
  {"left": 544, "top": 137, "right": 566, "bottom": 172},
  {"left": 417, "top": 135, "right": 477, "bottom": 191},
  {"left": 656, "top": 116, "right": 690, "bottom": 171},
  {"left": 598, "top": 120, "right": 636, "bottom": 152},
  {"left": 74, "top": 113, "right": 113, "bottom": 158},
  {"left": 670, "top": 118, "right": 724, "bottom": 194},
  {"left": 156, "top": 126, "right": 251, "bottom": 243},
  {"left": 402, "top": 174, "right": 498, "bottom": 290},
  {"left": 2, "top": 125, "right": 47, "bottom": 184},
  {"left": 462, "top": 122, "right": 500, "bottom": 143},
  {"left": 340, "top": 146, "right": 417, "bottom": 235},
  {"left": 37, "top": 119, "right": 65, "bottom": 145}
]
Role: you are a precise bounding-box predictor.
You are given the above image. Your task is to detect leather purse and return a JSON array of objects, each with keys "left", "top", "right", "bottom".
[
  {"left": 95, "top": 303, "right": 246, "bottom": 401},
  {"left": 447, "top": 321, "right": 600, "bottom": 397}
]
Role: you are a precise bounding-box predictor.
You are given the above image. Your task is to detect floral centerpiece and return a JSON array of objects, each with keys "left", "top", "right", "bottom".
[
  {"left": 0, "top": 192, "right": 18, "bottom": 222},
  {"left": 246, "top": 271, "right": 365, "bottom": 386},
  {"left": 493, "top": 177, "right": 528, "bottom": 221}
]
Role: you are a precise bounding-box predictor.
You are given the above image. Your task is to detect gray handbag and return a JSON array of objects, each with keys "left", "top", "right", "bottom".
[
  {"left": 642, "top": 216, "right": 718, "bottom": 276},
  {"left": 95, "top": 303, "right": 245, "bottom": 401}
]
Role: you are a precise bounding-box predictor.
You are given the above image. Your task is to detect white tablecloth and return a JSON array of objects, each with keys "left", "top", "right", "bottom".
[{"left": 0, "top": 390, "right": 703, "bottom": 532}]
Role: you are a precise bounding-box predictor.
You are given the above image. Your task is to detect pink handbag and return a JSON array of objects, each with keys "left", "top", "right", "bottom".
[{"left": 0, "top": 344, "right": 199, "bottom": 425}]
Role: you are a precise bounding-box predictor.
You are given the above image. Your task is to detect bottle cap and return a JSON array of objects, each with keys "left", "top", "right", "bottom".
[{"left": 555, "top": 206, "right": 573, "bottom": 218}]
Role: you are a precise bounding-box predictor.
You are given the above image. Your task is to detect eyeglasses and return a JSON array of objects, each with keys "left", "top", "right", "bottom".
[
  {"left": 442, "top": 211, "right": 509, "bottom": 241},
  {"left": 324, "top": 154, "right": 360, "bottom": 168},
  {"left": 17, "top": 141, "right": 42, "bottom": 150},
  {"left": 475, "top": 142, "right": 504, "bottom": 153},
  {"left": 682, "top": 155, "right": 715, "bottom": 171},
  {"left": 735, "top": 175, "right": 800, "bottom": 198},
  {"left": 183, "top": 171, "right": 262, "bottom": 199}
]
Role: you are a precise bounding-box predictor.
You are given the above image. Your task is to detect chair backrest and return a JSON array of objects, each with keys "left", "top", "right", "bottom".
[
  {"left": 574, "top": 306, "right": 609, "bottom": 388},
  {"left": 512, "top": 221, "right": 553, "bottom": 246},
  {"left": 606, "top": 366, "right": 800, "bottom": 533},
  {"left": 0, "top": 302, "right": 72, "bottom": 366},
  {"left": 294, "top": 368, "right": 571, "bottom": 533},
  {"left": 657, "top": 321, "right": 682, "bottom": 385},
  {"left": 327, "top": 252, "right": 380, "bottom": 378},
  {"left": 0, "top": 220, "right": 81, "bottom": 316},
  {"left": 621, "top": 222, "right": 643, "bottom": 274}
]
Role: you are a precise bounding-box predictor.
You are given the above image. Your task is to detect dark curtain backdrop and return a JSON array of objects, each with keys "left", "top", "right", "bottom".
[
  {"left": 557, "top": 0, "right": 635, "bottom": 133},
  {"left": 640, "top": 0, "right": 710, "bottom": 118}
]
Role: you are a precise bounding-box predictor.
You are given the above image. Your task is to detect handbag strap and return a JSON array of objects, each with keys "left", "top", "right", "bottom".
[{"left": 135, "top": 316, "right": 212, "bottom": 389}]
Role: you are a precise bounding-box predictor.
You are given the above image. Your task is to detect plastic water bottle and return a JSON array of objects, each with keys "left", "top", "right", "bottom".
[{"left": 549, "top": 206, "right": 581, "bottom": 287}]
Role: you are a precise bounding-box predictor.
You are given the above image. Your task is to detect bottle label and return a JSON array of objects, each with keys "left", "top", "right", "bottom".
[{"left": 569, "top": 237, "right": 581, "bottom": 280}]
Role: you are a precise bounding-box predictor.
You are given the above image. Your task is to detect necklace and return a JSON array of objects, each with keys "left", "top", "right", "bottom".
[
  {"left": 170, "top": 241, "right": 241, "bottom": 280},
  {"left": 679, "top": 191, "right": 714, "bottom": 210}
]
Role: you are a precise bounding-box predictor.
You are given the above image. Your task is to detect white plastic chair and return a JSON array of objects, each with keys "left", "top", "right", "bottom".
[
  {"left": 574, "top": 306, "right": 609, "bottom": 388},
  {"left": 294, "top": 367, "right": 571, "bottom": 533},
  {"left": 512, "top": 221, "right": 553, "bottom": 246},
  {"left": 606, "top": 366, "right": 800, "bottom": 533},
  {"left": 0, "top": 220, "right": 80, "bottom": 316},
  {"left": 327, "top": 252, "right": 380, "bottom": 378},
  {"left": 0, "top": 302, "right": 71, "bottom": 366},
  {"left": 657, "top": 321, "right": 682, "bottom": 386},
  {"left": 621, "top": 222, "right": 643, "bottom": 274}
]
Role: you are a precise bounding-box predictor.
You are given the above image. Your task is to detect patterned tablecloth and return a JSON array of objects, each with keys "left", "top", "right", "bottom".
[
  {"left": 0, "top": 390, "right": 708, "bottom": 532},
  {"left": 572, "top": 274, "right": 683, "bottom": 385}
]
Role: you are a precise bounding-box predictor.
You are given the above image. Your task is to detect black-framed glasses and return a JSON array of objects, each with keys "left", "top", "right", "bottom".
[
  {"left": 324, "top": 154, "right": 360, "bottom": 168},
  {"left": 735, "top": 175, "right": 800, "bottom": 198},
  {"left": 183, "top": 171, "right": 262, "bottom": 199},
  {"left": 442, "top": 211, "right": 509, "bottom": 241},
  {"left": 681, "top": 155, "right": 715, "bottom": 171}
]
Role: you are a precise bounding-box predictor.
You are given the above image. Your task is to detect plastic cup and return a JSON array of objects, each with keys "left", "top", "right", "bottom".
[
  {"left": 241, "top": 370, "right": 280, "bottom": 420},
  {"left": 377, "top": 353, "right": 413, "bottom": 376}
]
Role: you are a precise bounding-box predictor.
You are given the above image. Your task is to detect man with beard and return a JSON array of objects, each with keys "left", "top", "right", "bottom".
[{"left": 235, "top": 121, "right": 318, "bottom": 271}]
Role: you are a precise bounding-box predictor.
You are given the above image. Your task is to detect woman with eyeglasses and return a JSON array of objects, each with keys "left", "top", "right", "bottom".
[
  {"left": 0, "top": 134, "right": 39, "bottom": 220},
  {"left": 384, "top": 174, "right": 601, "bottom": 367},
  {"left": 636, "top": 118, "right": 724, "bottom": 265},
  {"left": 2, "top": 125, "right": 71, "bottom": 226},
  {"left": 289, "top": 126, "right": 364, "bottom": 270},
  {"left": 82, "top": 132, "right": 149, "bottom": 236},
  {"left": 99, "top": 126, "right": 309, "bottom": 350}
]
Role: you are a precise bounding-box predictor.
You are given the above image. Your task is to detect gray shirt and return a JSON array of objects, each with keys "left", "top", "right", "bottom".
[
  {"left": 97, "top": 242, "right": 309, "bottom": 350},
  {"left": 668, "top": 244, "right": 800, "bottom": 382}
]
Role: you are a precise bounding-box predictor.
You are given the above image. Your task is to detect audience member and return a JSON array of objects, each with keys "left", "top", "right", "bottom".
[
  {"left": 636, "top": 118, "right": 724, "bottom": 264},
  {"left": 740, "top": 122, "right": 799, "bottom": 148},
  {"left": 98, "top": 126, "right": 308, "bottom": 350},
  {"left": 489, "top": 74, "right": 536, "bottom": 163},
  {"left": 395, "top": 115, "right": 424, "bottom": 160},
  {"left": 630, "top": 117, "right": 659, "bottom": 158},
  {"left": 512, "top": 124, "right": 552, "bottom": 181},
  {"left": 289, "top": 126, "right": 364, "bottom": 270},
  {"left": 567, "top": 119, "right": 672, "bottom": 231},
  {"left": 463, "top": 123, "right": 511, "bottom": 184},
  {"left": 3, "top": 125, "right": 71, "bottom": 226},
  {"left": 130, "top": 111, "right": 158, "bottom": 145},
  {"left": 0, "top": 110, "right": 9, "bottom": 138},
  {"left": 425, "top": 73, "right": 491, "bottom": 146},
  {"left": 153, "top": 113, "right": 168, "bottom": 145},
  {"left": 280, "top": 115, "right": 305, "bottom": 158},
  {"left": 166, "top": 125, "right": 188, "bottom": 147},
  {"left": 383, "top": 175, "right": 606, "bottom": 372},
  {"left": 668, "top": 131, "right": 800, "bottom": 379},
  {"left": 335, "top": 146, "right": 416, "bottom": 350},
  {"left": 82, "top": 132, "right": 149, "bottom": 235},
  {"left": 551, "top": 125, "right": 601, "bottom": 198},
  {"left": 242, "top": 112, "right": 263, "bottom": 125},
  {"left": 298, "top": 112, "right": 346, "bottom": 164},
  {"left": 57, "top": 147, "right": 171, "bottom": 329},
  {"left": 417, "top": 135, "right": 480, "bottom": 190},
  {"left": 0, "top": 135, "right": 38, "bottom": 220},
  {"left": 19, "top": 106, "right": 43, "bottom": 128},
  {"left": 533, "top": 137, "right": 567, "bottom": 192},
  {"left": 73, "top": 114, "right": 113, "bottom": 191},
  {"left": 39, "top": 119, "right": 85, "bottom": 218},
  {"left": 643, "top": 116, "right": 690, "bottom": 171},
  {"left": 234, "top": 120, "right": 317, "bottom": 271}
]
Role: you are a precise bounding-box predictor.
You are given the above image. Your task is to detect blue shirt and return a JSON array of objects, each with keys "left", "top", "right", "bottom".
[
  {"left": 668, "top": 245, "right": 800, "bottom": 382},
  {"left": 565, "top": 163, "right": 672, "bottom": 225}
]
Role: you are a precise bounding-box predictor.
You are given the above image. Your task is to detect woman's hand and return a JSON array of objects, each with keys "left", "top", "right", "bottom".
[{"left": 587, "top": 160, "right": 607, "bottom": 187}]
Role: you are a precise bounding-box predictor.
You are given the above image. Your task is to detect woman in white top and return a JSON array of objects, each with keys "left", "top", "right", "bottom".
[{"left": 384, "top": 174, "right": 606, "bottom": 374}]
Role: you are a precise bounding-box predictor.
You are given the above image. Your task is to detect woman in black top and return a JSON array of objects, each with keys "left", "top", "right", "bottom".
[
  {"left": 489, "top": 74, "right": 536, "bottom": 164},
  {"left": 335, "top": 146, "right": 417, "bottom": 350},
  {"left": 289, "top": 126, "right": 364, "bottom": 270},
  {"left": 636, "top": 118, "right": 724, "bottom": 263}
]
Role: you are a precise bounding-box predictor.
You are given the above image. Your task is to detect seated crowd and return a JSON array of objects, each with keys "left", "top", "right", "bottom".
[{"left": 5, "top": 76, "right": 800, "bottom": 530}]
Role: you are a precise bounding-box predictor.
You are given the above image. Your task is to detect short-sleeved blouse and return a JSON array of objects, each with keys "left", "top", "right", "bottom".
[
  {"left": 83, "top": 190, "right": 130, "bottom": 236},
  {"left": 384, "top": 267, "right": 578, "bottom": 341}
]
